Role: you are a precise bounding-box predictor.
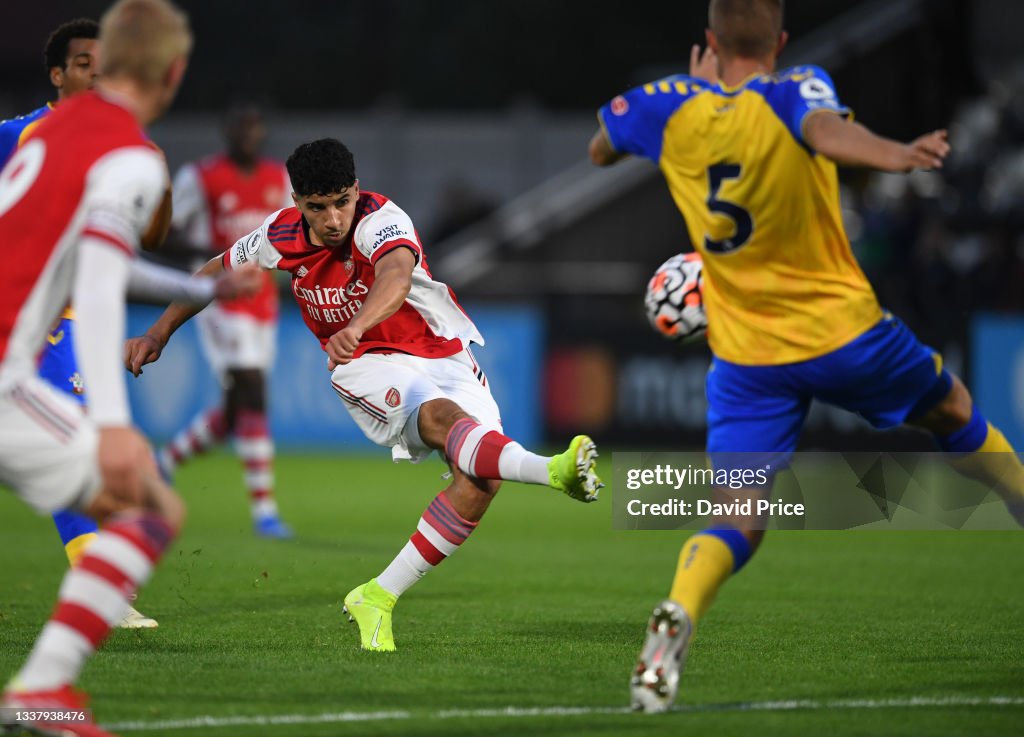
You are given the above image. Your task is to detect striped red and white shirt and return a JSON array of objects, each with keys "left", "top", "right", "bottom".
[
  {"left": 0, "top": 90, "right": 167, "bottom": 425},
  {"left": 223, "top": 191, "right": 483, "bottom": 359}
]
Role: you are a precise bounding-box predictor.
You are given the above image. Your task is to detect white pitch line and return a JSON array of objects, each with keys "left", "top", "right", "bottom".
[{"left": 106, "top": 695, "right": 1024, "bottom": 732}]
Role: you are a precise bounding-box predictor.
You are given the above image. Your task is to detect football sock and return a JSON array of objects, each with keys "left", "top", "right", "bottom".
[
  {"left": 669, "top": 525, "right": 752, "bottom": 625},
  {"left": 51, "top": 509, "right": 100, "bottom": 566},
  {"left": 938, "top": 406, "right": 1024, "bottom": 521},
  {"left": 162, "top": 406, "right": 228, "bottom": 472},
  {"left": 376, "top": 492, "right": 479, "bottom": 597},
  {"left": 234, "top": 408, "right": 278, "bottom": 520},
  {"left": 444, "top": 417, "right": 549, "bottom": 484},
  {"left": 15, "top": 513, "right": 174, "bottom": 691}
]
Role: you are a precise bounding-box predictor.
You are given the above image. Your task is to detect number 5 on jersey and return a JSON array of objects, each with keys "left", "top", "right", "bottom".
[{"left": 704, "top": 163, "right": 753, "bottom": 253}]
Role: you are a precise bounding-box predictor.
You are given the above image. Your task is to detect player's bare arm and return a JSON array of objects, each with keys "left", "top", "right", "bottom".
[
  {"left": 326, "top": 247, "right": 416, "bottom": 369},
  {"left": 588, "top": 127, "right": 627, "bottom": 167},
  {"left": 803, "top": 110, "right": 950, "bottom": 172},
  {"left": 124, "top": 253, "right": 241, "bottom": 376}
]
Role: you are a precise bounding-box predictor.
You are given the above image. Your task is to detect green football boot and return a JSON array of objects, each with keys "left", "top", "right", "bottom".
[
  {"left": 343, "top": 578, "right": 398, "bottom": 652},
  {"left": 547, "top": 434, "right": 603, "bottom": 503}
]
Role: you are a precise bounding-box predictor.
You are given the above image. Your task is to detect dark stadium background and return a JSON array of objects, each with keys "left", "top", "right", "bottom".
[{"left": 2, "top": 0, "right": 1021, "bottom": 452}]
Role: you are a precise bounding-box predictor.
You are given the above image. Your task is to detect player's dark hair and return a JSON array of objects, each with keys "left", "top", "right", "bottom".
[
  {"left": 287, "top": 138, "right": 357, "bottom": 197},
  {"left": 44, "top": 18, "right": 99, "bottom": 72},
  {"left": 709, "top": 0, "right": 783, "bottom": 58}
]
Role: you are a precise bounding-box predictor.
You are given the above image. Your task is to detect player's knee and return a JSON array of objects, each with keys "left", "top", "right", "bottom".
[
  {"left": 916, "top": 375, "right": 973, "bottom": 435},
  {"left": 418, "top": 397, "right": 471, "bottom": 448}
]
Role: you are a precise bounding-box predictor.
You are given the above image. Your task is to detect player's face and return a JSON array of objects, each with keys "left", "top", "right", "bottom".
[
  {"left": 57, "top": 38, "right": 100, "bottom": 98},
  {"left": 295, "top": 184, "right": 360, "bottom": 248},
  {"left": 227, "top": 113, "right": 266, "bottom": 161}
]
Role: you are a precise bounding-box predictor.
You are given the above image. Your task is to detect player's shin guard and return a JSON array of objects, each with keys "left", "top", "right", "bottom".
[
  {"left": 14, "top": 513, "right": 174, "bottom": 691},
  {"left": 51, "top": 509, "right": 100, "bottom": 566},
  {"left": 234, "top": 408, "right": 278, "bottom": 519},
  {"left": 375, "top": 492, "right": 479, "bottom": 597},
  {"left": 938, "top": 405, "right": 1024, "bottom": 523},
  {"left": 444, "top": 417, "right": 549, "bottom": 484},
  {"left": 669, "top": 525, "right": 752, "bottom": 626},
  {"left": 162, "top": 406, "right": 228, "bottom": 473}
]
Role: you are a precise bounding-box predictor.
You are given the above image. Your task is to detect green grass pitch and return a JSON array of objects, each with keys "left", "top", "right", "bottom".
[{"left": 1, "top": 451, "right": 1022, "bottom": 736}]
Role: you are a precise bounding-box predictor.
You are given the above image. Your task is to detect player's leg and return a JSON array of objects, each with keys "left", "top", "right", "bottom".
[
  {"left": 157, "top": 403, "right": 229, "bottom": 478},
  {"left": 631, "top": 357, "right": 807, "bottom": 713},
  {"left": 813, "top": 314, "right": 1024, "bottom": 525},
  {"left": 0, "top": 378, "right": 184, "bottom": 734},
  {"left": 40, "top": 313, "right": 157, "bottom": 629},
  {"left": 907, "top": 374, "right": 1024, "bottom": 524},
  {"left": 335, "top": 350, "right": 598, "bottom": 651},
  {"left": 344, "top": 467, "right": 497, "bottom": 652},
  {"left": 422, "top": 349, "right": 600, "bottom": 499},
  {"left": 225, "top": 366, "right": 291, "bottom": 538}
]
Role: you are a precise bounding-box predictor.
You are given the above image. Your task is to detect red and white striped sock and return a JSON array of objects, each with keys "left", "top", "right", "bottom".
[
  {"left": 234, "top": 409, "right": 277, "bottom": 520},
  {"left": 15, "top": 514, "right": 174, "bottom": 692},
  {"left": 376, "top": 492, "right": 478, "bottom": 597},
  {"left": 444, "top": 417, "right": 550, "bottom": 484},
  {"left": 161, "top": 406, "right": 228, "bottom": 473}
]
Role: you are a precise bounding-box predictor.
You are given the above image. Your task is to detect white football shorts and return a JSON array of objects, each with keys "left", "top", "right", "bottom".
[
  {"left": 329, "top": 347, "right": 500, "bottom": 463},
  {"left": 196, "top": 304, "right": 277, "bottom": 380},
  {"left": 0, "top": 376, "right": 101, "bottom": 514}
]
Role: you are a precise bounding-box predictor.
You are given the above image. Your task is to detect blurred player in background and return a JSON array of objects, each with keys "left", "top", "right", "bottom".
[
  {"left": 125, "top": 138, "right": 603, "bottom": 653},
  {"left": 0, "top": 17, "right": 257, "bottom": 631},
  {"left": 590, "top": 0, "right": 1024, "bottom": 713},
  {"left": 0, "top": 1, "right": 192, "bottom": 733},
  {"left": 161, "top": 105, "right": 294, "bottom": 539}
]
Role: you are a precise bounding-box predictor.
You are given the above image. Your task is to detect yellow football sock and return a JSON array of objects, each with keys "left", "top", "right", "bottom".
[
  {"left": 948, "top": 423, "right": 1024, "bottom": 505},
  {"left": 669, "top": 532, "right": 736, "bottom": 625},
  {"left": 64, "top": 532, "right": 99, "bottom": 567}
]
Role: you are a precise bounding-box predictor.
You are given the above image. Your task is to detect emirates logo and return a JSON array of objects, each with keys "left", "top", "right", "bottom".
[{"left": 385, "top": 388, "right": 401, "bottom": 407}]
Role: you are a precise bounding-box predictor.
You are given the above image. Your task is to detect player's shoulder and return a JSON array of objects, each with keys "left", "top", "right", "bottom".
[
  {"left": 764, "top": 65, "right": 839, "bottom": 96},
  {"left": 0, "top": 104, "right": 49, "bottom": 130},
  {"left": 355, "top": 190, "right": 395, "bottom": 219},
  {"left": 617, "top": 73, "right": 711, "bottom": 113},
  {"left": 195, "top": 152, "right": 230, "bottom": 174}
]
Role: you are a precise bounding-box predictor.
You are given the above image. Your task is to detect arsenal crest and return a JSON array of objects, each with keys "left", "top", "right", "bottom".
[{"left": 385, "top": 388, "right": 401, "bottom": 407}]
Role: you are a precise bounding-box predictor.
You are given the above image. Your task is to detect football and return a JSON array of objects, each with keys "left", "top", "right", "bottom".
[{"left": 644, "top": 252, "right": 707, "bottom": 342}]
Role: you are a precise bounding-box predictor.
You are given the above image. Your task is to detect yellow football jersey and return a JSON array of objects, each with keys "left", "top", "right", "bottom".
[{"left": 599, "top": 66, "right": 882, "bottom": 365}]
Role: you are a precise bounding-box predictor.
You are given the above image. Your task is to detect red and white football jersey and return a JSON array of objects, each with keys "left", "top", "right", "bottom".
[
  {"left": 172, "top": 154, "right": 290, "bottom": 322},
  {"left": 223, "top": 191, "right": 483, "bottom": 359},
  {"left": 0, "top": 91, "right": 166, "bottom": 386}
]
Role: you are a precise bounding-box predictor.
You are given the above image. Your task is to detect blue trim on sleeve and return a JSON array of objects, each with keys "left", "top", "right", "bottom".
[
  {"left": 598, "top": 75, "right": 706, "bottom": 162},
  {"left": 0, "top": 105, "right": 51, "bottom": 168},
  {"left": 702, "top": 524, "right": 753, "bottom": 573},
  {"left": 761, "top": 66, "right": 850, "bottom": 152}
]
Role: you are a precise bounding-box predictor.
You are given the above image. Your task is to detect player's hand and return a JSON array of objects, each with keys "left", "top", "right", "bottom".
[
  {"left": 326, "top": 326, "right": 364, "bottom": 369},
  {"left": 96, "top": 425, "right": 152, "bottom": 508},
  {"left": 689, "top": 44, "right": 719, "bottom": 84},
  {"left": 213, "top": 264, "right": 263, "bottom": 300},
  {"left": 124, "top": 334, "right": 165, "bottom": 376},
  {"left": 903, "top": 129, "right": 949, "bottom": 171}
]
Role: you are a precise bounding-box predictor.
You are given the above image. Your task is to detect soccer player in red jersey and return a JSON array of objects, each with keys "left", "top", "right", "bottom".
[
  {"left": 126, "top": 138, "right": 604, "bottom": 652},
  {"left": 160, "top": 105, "right": 294, "bottom": 538},
  {"left": 0, "top": 1, "right": 192, "bottom": 734}
]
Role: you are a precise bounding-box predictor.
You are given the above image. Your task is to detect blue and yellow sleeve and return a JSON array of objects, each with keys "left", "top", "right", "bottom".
[
  {"left": 598, "top": 75, "right": 705, "bottom": 162},
  {"left": 0, "top": 104, "right": 51, "bottom": 168},
  {"left": 765, "top": 65, "right": 851, "bottom": 151}
]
